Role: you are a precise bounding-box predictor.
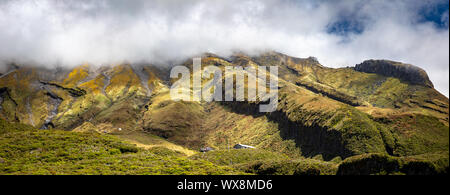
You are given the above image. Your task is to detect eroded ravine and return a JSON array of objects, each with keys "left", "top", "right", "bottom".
[
  {"left": 0, "top": 69, "right": 17, "bottom": 79},
  {"left": 101, "top": 71, "right": 112, "bottom": 100},
  {"left": 131, "top": 65, "right": 151, "bottom": 96},
  {"left": 39, "top": 84, "right": 63, "bottom": 129},
  {"left": 26, "top": 97, "right": 35, "bottom": 126}
]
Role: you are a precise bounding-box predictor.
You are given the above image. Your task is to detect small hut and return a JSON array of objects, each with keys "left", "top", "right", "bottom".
[
  {"left": 233, "top": 144, "right": 255, "bottom": 149},
  {"left": 200, "top": 147, "right": 214, "bottom": 152}
]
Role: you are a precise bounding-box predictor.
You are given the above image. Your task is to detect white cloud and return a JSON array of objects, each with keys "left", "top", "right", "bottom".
[{"left": 0, "top": 0, "right": 448, "bottom": 96}]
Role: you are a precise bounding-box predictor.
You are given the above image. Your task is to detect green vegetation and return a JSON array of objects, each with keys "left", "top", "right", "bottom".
[
  {"left": 337, "top": 153, "right": 448, "bottom": 175},
  {"left": 190, "top": 149, "right": 289, "bottom": 165},
  {"left": 204, "top": 103, "right": 301, "bottom": 158},
  {"left": 0, "top": 119, "right": 243, "bottom": 175},
  {"left": 190, "top": 149, "right": 337, "bottom": 175},
  {"left": 189, "top": 149, "right": 447, "bottom": 175},
  {"left": 1, "top": 118, "right": 447, "bottom": 175},
  {"left": 141, "top": 89, "right": 208, "bottom": 149},
  {"left": 383, "top": 114, "right": 449, "bottom": 156},
  {"left": 1, "top": 52, "right": 448, "bottom": 175},
  {"left": 240, "top": 159, "right": 338, "bottom": 175}
]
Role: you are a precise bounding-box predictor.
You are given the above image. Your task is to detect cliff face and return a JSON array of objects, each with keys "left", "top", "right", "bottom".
[{"left": 355, "top": 60, "right": 434, "bottom": 88}]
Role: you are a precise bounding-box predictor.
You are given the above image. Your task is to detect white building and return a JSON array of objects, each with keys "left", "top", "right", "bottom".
[{"left": 233, "top": 144, "right": 255, "bottom": 149}]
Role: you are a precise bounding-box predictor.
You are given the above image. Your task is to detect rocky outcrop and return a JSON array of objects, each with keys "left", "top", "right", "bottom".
[
  {"left": 39, "top": 81, "right": 86, "bottom": 97},
  {"left": 354, "top": 60, "right": 433, "bottom": 88},
  {"left": 295, "top": 81, "right": 361, "bottom": 106},
  {"left": 0, "top": 87, "right": 17, "bottom": 106}
]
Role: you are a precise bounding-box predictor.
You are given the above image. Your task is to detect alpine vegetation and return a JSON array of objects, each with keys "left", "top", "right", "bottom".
[{"left": 170, "top": 58, "right": 279, "bottom": 112}]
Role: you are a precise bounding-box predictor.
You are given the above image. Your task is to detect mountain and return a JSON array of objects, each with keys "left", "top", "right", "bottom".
[{"left": 0, "top": 52, "right": 448, "bottom": 175}]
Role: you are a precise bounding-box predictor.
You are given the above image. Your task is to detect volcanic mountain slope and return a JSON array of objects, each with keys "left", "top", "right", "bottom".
[{"left": 0, "top": 51, "right": 448, "bottom": 174}]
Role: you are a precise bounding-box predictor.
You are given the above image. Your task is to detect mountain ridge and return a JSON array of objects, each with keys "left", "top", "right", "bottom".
[
  {"left": 0, "top": 51, "right": 448, "bottom": 174},
  {"left": 355, "top": 59, "right": 434, "bottom": 88}
]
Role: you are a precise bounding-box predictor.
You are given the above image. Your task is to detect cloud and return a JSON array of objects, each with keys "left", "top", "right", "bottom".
[{"left": 0, "top": 0, "right": 448, "bottom": 96}]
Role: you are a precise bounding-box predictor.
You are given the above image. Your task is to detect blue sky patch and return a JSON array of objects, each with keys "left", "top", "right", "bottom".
[
  {"left": 326, "top": 0, "right": 449, "bottom": 37},
  {"left": 326, "top": 17, "right": 365, "bottom": 36},
  {"left": 417, "top": 0, "right": 449, "bottom": 29}
]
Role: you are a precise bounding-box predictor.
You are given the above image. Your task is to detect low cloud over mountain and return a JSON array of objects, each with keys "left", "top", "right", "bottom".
[{"left": 0, "top": 0, "right": 448, "bottom": 95}]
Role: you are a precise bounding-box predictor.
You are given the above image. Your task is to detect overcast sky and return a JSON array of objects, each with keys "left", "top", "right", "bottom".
[{"left": 0, "top": 0, "right": 449, "bottom": 96}]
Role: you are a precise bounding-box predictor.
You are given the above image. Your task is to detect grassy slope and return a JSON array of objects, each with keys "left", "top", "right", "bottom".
[
  {"left": 116, "top": 131, "right": 197, "bottom": 156},
  {"left": 1, "top": 53, "right": 448, "bottom": 175},
  {"left": 0, "top": 118, "right": 447, "bottom": 175},
  {"left": 141, "top": 90, "right": 207, "bottom": 149},
  {"left": 189, "top": 149, "right": 339, "bottom": 175},
  {"left": 337, "top": 152, "right": 448, "bottom": 175},
  {"left": 0, "top": 119, "right": 243, "bottom": 175},
  {"left": 140, "top": 54, "right": 448, "bottom": 160},
  {"left": 189, "top": 148, "right": 447, "bottom": 175},
  {"left": 249, "top": 53, "right": 448, "bottom": 158},
  {"left": 203, "top": 103, "right": 301, "bottom": 158}
]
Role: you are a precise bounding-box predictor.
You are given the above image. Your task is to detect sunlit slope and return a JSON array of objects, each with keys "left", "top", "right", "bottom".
[
  {"left": 248, "top": 52, "right": 448, "bottom": 158},
  {"left": 0, "top": 52, "right": 448, "bottom": 168},
  {"left": 0, "top": 118, "right": 242, "bottom": 175}
]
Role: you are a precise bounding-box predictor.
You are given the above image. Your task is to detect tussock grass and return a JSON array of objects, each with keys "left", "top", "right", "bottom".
[
  {"left": 337, "top": 152, "right": 449, "bottom": 175},
  {"left": 0, "top": 119, "right": 243, "bottom": 175}
]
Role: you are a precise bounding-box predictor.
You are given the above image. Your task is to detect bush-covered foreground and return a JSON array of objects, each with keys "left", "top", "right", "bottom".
[
  {"left": 1, "top": 119, "right": 448, "bottom": 175},
  {"left": 0, "top": 119, "right": 243, "bottom": 175},
  {"left": 190, "top": 149, "right": 448, "bottom": 175},
  {"left": 337, "top": 153, "right": 449, "bottom": 175}
]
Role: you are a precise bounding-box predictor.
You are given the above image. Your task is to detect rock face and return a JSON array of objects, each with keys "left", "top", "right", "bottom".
[{"left": 355, "top": 60, "right": 434, "bottom": 88}]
